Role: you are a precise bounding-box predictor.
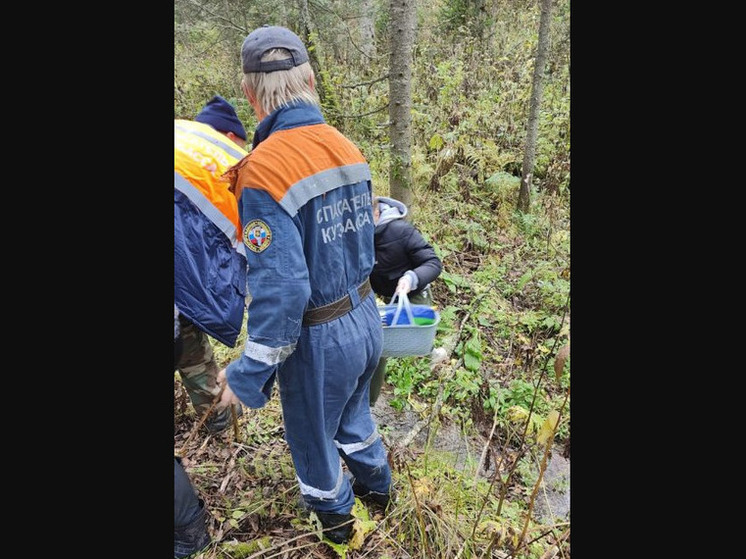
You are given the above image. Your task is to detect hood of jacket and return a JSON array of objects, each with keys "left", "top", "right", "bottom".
[{"left": 375, "top": 196, "right": 408, "bottom": 228}]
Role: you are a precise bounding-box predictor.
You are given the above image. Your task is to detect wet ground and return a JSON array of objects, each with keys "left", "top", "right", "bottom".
[
  {"left": 371, "top": 392, "right": 497, "bottom": 476},
  {"left": 371, "top": 387, "right": 570, "bottom": 522},
  {"left": 533, "top": 449, "right": 570, "bottom": 522}
]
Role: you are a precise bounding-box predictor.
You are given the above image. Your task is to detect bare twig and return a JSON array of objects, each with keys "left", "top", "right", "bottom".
[
  {"left": 404, "top": 461, "right": 432, "bottom": 558},
  {"left": 341, "top": 74, "right": 390, "bottom": 89},
  {"left": 495, "top": 291, "right": 570, "bottom": 517},
  {"left": 218, "top": 471, "right": 234, "bottom": 494},
  {"left": 539, "top": 528, "right": 570, "bottom": 559},
  {"left": 231, "top": 404, "right": 240, "bottom": 442},
  {"left": 475, "top": 390, "right": 501, "bottom": 485},
  {"left": 398, "top": 417, "right": 426, "bottom": 449},
  {"left": 306, "top": 0, "right": 390, "bottom": 62},
  {"left": 217, "top": 446, "right": 240, "bottom": 494},
  {"left": 465, "top": 335, "right": 514, "bottom": 548},
  {"left": 177, "top": 388, "right": 224, "bottom": 456},
  {"left": 185, "top": 0, "right": 248, "bottom": 34},
  {"left": 506, "top": 525, "right": 569, "bottom": 559},
  {"left": 223, "top": 485, "right": 299, "bottom": 543},
  {"left": 330, "top": 103, "right": 390, "bottom": 119},
  {"left": 245, "top": 537, "right": 320, "bottom": 558},
  {"left": 396, "top": 310, "right": 469, "bottom": 449},
  {"left": 516, "top": 385, "right": 570, "bottom": 549}
]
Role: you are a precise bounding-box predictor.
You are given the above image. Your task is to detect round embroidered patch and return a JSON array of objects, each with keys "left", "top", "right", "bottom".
[{"left": 243, "top": 219, "right": 272, "bottom": 253}]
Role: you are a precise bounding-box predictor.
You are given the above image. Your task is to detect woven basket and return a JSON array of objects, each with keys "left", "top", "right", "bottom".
[{"left": 379, "top": 292, "right": 440, "bottom": 357}]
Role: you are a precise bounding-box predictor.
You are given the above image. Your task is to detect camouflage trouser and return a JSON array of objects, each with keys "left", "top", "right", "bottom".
[
  {"left": 176, "top": 315, "right": 221, "bottom": 419},
  {"left": 369, "top": 286, "right": 434, "bottom": 405}
]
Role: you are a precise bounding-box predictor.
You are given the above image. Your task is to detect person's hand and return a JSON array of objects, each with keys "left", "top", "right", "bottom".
[
  {"left": 217, "top": 368, "right": 240, "bottom": 409},
  {"left": 396, "top": 274, "right": 412, "bottom": 294}
]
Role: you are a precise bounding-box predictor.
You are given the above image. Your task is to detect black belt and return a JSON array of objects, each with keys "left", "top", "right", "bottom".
[{"left": 303, "top": 279, "right": 372, "bottom": 326}]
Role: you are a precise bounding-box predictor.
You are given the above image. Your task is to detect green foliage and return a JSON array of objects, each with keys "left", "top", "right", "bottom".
[
  {"left": 439, "top": 271, "right": 471, "bottom": 293},
  {"left": 515, "top": 453, "right": 540, "bottom": 491},
  {"left": 462, "top": 328, "right": 483, "bottom": 372},
  {"left": 513, "top": 207, "right": 541, "bottom": 236},
  {"left": 218, "top": 538, "right": 272, "bottom": 558},
  {"left": 503, "top": 378, "right": 547, "bottom": 417},
  {"left": 438, "top": 0, "right": 470, "bottom": 32},
  {"left": 437, "top": 0, "right": 494, "bottom": 38},
  {"left": 176, "top": 1, "right": 570, "bottom": 556},
  {"left": 429, "top": 133, "right": 445, "bottom": 151},
  {"left": 441, "top": 366, "right": 481, "bottom": 411},
  {"left": 387, "top": 356, "right": 440, "bottom": 411}
]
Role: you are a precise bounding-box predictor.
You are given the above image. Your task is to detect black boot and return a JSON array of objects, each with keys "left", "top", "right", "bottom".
[
  {"left": 205, "top": 404, "right": 243, "bottom": 434},
  {"left": 316, "top": 512, "right": 354, "bottom": 544},
  {"left": 174, "top": 499, "right": 211, "bottom": 558},
  {"left": 352, "top": 478, "right": 395, "bottom": 509}
]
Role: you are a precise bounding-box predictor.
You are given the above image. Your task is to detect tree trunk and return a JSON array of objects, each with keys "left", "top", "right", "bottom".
[
  {"left": 518, "top": 0, "right": 552, "bottom": 213},
  {"left": 330, "top": 0, "right": 345, "bottom": 63},
  {"left": 360, "top": 0, "right": 377, "bottom": 62},
  {"left": 474, "top": 0, "right": 488, "bottom": 41},
  {"left": 299, "top": 0, "right": 343, "bottom": 126},
  {"left": 299, "top": 0, "right": 319, "bottom": 79},
  {"left": 276, "top": 1, "right": 288, "bottom": 27},
  {"left": 388, "top": 0, "right": 417, "bottom": 208}
]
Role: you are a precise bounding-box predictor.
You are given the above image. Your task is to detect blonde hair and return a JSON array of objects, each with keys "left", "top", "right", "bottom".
[{"left": 242, "top": 49, "right": 320, "bottom": 117}]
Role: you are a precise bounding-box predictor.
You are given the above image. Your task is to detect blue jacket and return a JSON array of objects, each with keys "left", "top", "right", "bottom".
[{"left": 174, "top": 120, "right": 249, "bottom": 347}]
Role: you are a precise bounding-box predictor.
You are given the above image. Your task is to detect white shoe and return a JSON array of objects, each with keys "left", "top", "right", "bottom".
[{"left": 431, "top": 347, "right": 448, "bottom": 363}]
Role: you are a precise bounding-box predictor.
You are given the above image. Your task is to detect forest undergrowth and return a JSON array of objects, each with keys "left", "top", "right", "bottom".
[
  {"left": 175, "top": 178, "right": 570, "bottom": 558},
  {"left": 175, "top": 1, "right": 570, "bottom": 557}
]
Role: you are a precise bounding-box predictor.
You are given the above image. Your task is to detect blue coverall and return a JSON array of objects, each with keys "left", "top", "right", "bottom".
[{"left": 224, "top": 102, "right": 391, "bottom": 515}]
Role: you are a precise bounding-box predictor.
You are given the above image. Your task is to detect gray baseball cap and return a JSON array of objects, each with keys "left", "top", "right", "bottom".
[{"left": 241, "top": 25, "right": 310, "bottom": 74}]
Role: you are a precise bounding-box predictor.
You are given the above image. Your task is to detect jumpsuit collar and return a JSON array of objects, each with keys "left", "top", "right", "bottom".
[{"left": 252, "top": 102, "right": 326, "bottom": 149}]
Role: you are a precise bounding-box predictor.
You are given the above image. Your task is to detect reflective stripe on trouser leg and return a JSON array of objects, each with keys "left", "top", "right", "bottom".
[
  {"left": 278, "top": 296, "right": 390, "bottom": 514},
  {"left": 335, "top": 351, "right": 391, "bottom": 495}
]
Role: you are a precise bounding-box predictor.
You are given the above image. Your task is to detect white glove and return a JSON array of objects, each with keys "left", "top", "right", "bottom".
[{"left": 396, "top": 274, "right": 412, "bottom": 294}]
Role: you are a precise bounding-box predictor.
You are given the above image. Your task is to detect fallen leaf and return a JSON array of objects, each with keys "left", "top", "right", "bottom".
[
  {"left": 554, "top": 344, "right": 569, "bottom": 381},
  {"left": 537, "top": 410, "right": 560, "bottom": 445}
]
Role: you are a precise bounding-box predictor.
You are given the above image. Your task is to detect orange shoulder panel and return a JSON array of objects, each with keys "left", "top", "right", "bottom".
[{"left": 232, "top": 124, "right": 366, "bottom": 203}]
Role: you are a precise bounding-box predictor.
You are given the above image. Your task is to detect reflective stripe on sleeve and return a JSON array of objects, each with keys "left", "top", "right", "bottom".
[
  {"left": 243, "top": 339, "right": 296, "bottom": 366},
  {"left": 175, "top": 122, "right": 246, "bottom": 160},
  {"left": 175, "top": 171, "right": 237, "bottom": 244}
]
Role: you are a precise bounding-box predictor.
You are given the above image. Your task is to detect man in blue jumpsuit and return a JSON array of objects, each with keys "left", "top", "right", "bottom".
[{"left": 217, "top": 25, "right": 393, "bottom": 544}]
